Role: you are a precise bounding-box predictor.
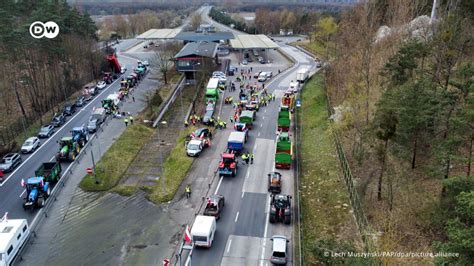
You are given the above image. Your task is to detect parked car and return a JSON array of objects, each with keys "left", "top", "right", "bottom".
[
  {"left": 270, "top": 235, "right": 289, "bottom": 265},
  {"left": 258, "top": 56, "right": 265, "bottom": 64},
  {"left": 96, "top": 80, "right": 107, "bottom": 90},
  {"left": 89, "top": 86, "right": 98, "bottom": 95},
  {"left": 63, "top": 104, "right": 76, "bottom": 116},
  {"left": 120, "top": 66, "right": 127, "bottom": 74},
  {"left": 38, "top": 124, "right": 55, "bottom": 138},
  {"left": 0, "top": 153, "right": 22, "bottom": 173},
  {"left": 87, "top": 118, "right": 101, "bottom": 133},
  {"left": 51, "top": 113, "right": 66, "bottom": 127},
  {"left": 266, "top": 71, "right": 273, "bottom": 78},
  {"left": 21, "top": 137, "right": 40, "bottom": 153},
  {"left": 75, "top": 96, "right": 86, "bottom": 107},
  {"left": 258, "top": 72, "right": 267, "bottom": 82},
  {"left": 242, "top": 59, "right": 248, "bottom": 65}
]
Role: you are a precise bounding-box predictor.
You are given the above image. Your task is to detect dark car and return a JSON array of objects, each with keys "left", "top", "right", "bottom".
[
  {"left": 87, "top": 118, "right": 101, "bottom": 133},
  {"left": 75, "top": 96, "right": 86, "bottom": 107},
  {"left": 202, "top": 110, "right": 214, "bottom": 125},
  {"left": 38, "top": 124, "right": 55, "bottom": 138},
  {"left": 191, "top": 128, "right": 212, "bottom": 140},
  {"left": 0, "top": 153, "right": 22, "bottom": 173},
  {"left": 51, "top": 113, "right": 66, "bottom": 127},
  {"left": 203, "top": 194, "right": 225, "bottom": 220},
  {"left": 63, "top": 104, "right": 76, "bottom": 116}
]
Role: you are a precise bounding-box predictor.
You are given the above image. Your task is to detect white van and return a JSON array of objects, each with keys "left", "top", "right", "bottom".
[
  {"left": 0, "top": 216, "right": 30, "bottom": 266},
  {"left": 191, "top": 215, "right": 216, "bottom": 248}
]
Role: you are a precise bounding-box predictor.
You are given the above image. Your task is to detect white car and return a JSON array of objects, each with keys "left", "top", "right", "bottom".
[
  {"left": 21, "top": 137, "right": 40, "bottom": 153},
  {"left": 120, "top": 66, "right": 127, "bottom": 74},
  {"left": 212, "top": 71, "right": 225, "bottom": 76},
  {"left": 142, "top": 60, "right": 150, "bottom": 66},
  {"left": 96, "top": 81, "right": 107, "bottom": 90}
]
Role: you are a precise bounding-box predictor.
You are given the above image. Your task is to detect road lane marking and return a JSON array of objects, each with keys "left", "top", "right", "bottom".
[
  {"left": 215, "top": 176, "right": 223, "bottom": 194},
  {"left": 235, "top": 212, "right": 239, "bottom": 223},
  {"left": 260, "top": 196, "right": 271, "bottom": 265},
  {"left": 245, "top": 172, "right": 249, "bottom": 179},
  {"left": 49, "top": 156, "right": 55, "bottom": 162},
  {"left": 242, "top": 191, "right": 244, "bottom": 198},
  {"left": 0, "top": 74, "right": 123, "bottom": 187},
  {"left": 19, "top": 189, "right": 26, "bottom": 198},
  {"left": 260, "top": 124, "right": 263, "bottom": 127},
  {"left": 258, "top": 132, "right": 261, "bottom": 137},
  {"left": 226, "top": 239, "right": 233, "bottom": 253},
  {"left": 264, "top": 110, "right": 267, "bottom": 113},
  {"left": 262, "top": 116, "right": 265, "bottom": 120}
]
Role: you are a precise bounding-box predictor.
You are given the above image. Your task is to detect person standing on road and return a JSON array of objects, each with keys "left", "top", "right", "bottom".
[
  {"left": 250, "top": 67, "right": 253, "bottom": 72},
  {"left": 185, "top": 185, "right": 191, "bottom": 198},
  {"left": 250, "top": 152, "right": 254, "bottom": 164},
  {"left": 129, "top": 115, "right": 134, "bottom": 125},
  {"left": 241, "top": 153, "right": 249, "bottom": 165},
  {"left": 132, "top": 96, "right": 135, "bottom": 102},
  {"left": 124, "top": 118, "right": 129, "bottom": 127}
]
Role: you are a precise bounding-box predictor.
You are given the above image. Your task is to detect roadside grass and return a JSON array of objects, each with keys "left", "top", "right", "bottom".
[
  {"left": 298, "top": 74, "right": 362, "bottom": 264},
  {"left": 79, "top": 124, "right": 154, "bottom": 191},
  {"left": 144, "top": 127, "right": 195, "bottom": 203}
]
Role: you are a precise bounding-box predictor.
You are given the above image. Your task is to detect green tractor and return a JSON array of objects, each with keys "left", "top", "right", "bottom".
[{"left": 56, "top": 136, "right": 81, "bottom": 162}]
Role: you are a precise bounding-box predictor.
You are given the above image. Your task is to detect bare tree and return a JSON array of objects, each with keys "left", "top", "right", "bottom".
[
  {"left": 152, "top": 42, "right": 181, "bottom": 85},
  {"left": 191, "top": 14, "right": 202, "bottom": 31}
]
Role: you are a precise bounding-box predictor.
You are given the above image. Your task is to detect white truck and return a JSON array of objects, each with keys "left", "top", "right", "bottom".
[
  {"left": 288, "top": 81, "right": 300, "bottom": 93},
  {"left": 191, "top": 215, "right": 216, "bottom": 248},
  {"left": 0, "top": 214, "right": 30, "bottom": 266},
  {"left": 296, "top": 68, "right": 309, "bottom": 83}
]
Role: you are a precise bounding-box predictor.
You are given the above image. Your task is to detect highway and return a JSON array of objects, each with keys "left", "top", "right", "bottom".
[
  {"left": 188, "top": 7, "right": 318, "bottom": 266},
  {"left": 0, "top": 41, "right": 139, "bottom": 222}
]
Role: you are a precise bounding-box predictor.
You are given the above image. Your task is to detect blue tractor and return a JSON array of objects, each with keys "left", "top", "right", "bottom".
[
  {"left": 22, "top": 177, "right": 50, "bottom": 210},
  {"left": 71, "top": 126, "right": 89, "bottom": 148}
]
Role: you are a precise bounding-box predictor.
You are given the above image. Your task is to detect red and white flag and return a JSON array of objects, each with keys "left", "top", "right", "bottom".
[
  {"left": 40, "top": 178, "right": 44, "bottom": 187},
  {"left": 21, "top": 179, "right": 26, "bottom": 187},
  {"left": 162, "top": 258, "right": 170, "bottom": 266},
  {"left": 184, "top": 225, "right": 192, "bottom": 243}
]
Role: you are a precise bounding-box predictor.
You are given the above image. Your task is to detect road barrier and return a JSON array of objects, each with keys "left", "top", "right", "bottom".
[{"left": 153, "top": 75, "right": 185, "bottom": 127}]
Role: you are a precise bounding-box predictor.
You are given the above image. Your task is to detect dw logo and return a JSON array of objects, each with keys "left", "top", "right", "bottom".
[{"left": 29, "top": 21, "right": 60, "bottom": 39}]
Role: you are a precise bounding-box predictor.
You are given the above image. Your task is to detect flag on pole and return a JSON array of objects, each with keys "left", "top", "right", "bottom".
[
  {"left": 162, "top": 258, "right": 170, "bottom": 266},
  {"left": 21, "top": 179, "right": 26, "bottom": 187},
  {"left": 1, "top": 212, "right": 8, "bottom": 223},
  {"left": 184, "top": 225, "right": 192, "bottom": 243}
]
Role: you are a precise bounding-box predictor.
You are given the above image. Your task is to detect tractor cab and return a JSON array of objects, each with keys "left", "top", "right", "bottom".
[
  {"left": 103, "top": 72, "right": 113, "bottom": 84},
  {"left": 269, "top": 194, "right": 292, "bottom": 224},
  {"left": 218, "top": 153, "right": 238, "bottom": 177},
  {"left": 234, "top": 122, "right": 248, "bottom": 133},
  {"left": 71, "top": 126, "right": 88, "bottom": 147},
  {"left": 268, "top": 172, "right": 282, "bottom": 193},
  {"left": 22, "top": 176, "right": 50, "bottom": 209}
]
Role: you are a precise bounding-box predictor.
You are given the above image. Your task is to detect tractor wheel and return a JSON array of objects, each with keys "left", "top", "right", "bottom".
[
  {"left": 38, "top": 197, "right": 45, "bottom": 208},
  {"left": 284, "top": 214, "right": 291, "bottom": 224},
  {"left": 46, "top": 187, "right": 51, "bottom": 197},
  {"left": 269, "top": 213, "right": 276, "bottom": 223},
  {"left": 232, "top": 169, "right": 236, "bottom": 177},
  {"left": 70, "top": 152, "right": 76, "bottom": 161}
]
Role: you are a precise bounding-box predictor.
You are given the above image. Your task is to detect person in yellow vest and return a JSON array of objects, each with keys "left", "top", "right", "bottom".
[
  {"left": 241, "top": 153, "right": 249, "bottom": 165},
  {"left": 124, "top": 118, "right": 129, "bottom": 127},
  {"left": 185, "top": 184, "right": 191, "bottom": 198},
  {"left": 129, "top": 115, "right": 134, "bottom": 125}
]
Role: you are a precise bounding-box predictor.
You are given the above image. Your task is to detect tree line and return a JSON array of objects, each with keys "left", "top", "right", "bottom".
[
  {"left": 97, "top": 10, "right": 184, "bottom": 40},
  {"left": 0, "top": 0, "right": 101, "bottom": 150},
  {"left": 316, "top": 0, "right": 472, "bottom": 264}
]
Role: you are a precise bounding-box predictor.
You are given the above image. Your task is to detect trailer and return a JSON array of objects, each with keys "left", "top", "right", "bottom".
[
  {"left": 296, "top": 68, "right": 309, "bottom": 83},
  {"left": 191, "top": 215, "right": 216, "bottom": 248},
  {"left": 34, "top": 162, "right": 62, "bottom": 183},
  {"left": 0, "top": 215, "right": 30, "bottom": 265},
  {"left": 227, "top": 131, "right": 246, "bottom": 154}
]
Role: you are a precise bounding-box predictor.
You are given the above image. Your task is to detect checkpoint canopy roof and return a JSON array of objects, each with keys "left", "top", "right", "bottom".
[
  {"left": 136, "top": 28, "right": 181, "bottom": 40},
  {"left": 230, "top": 34, "right": 279, "bottom": 49},
  {"left": 174, "top": 41, "right": 219, "bottom": 59},
  {"left": 174, "top": 31, "right": 235, "bottom": 43}
]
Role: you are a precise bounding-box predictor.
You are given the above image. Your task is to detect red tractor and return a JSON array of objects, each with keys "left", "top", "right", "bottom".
[
  {"left": 103, "top": 72, "right": 113, "bottom": 84},
  {"left": 218, "top": 152, "right": 238, "bottom": 177}
]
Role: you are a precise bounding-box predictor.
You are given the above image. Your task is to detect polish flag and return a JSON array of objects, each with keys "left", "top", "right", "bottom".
[
  {"left": 162, "top": 258, "right": 170, "bottom": 266},
  {"left": 40, "top": 178, "right": 44, "bottom": 187},
  {"left": 21, "top": 179, "right": 26, "bottom": 187},
  {"left": 184, "top": 225, "right": 192, "bottom": 243},
  {"left": 1, "top": 212, "right": 8, "bottom": 223}
]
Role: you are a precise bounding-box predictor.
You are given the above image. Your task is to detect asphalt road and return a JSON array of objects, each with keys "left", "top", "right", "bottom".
[
  {"left": 0, "top": 40, "right": 140, "bottom": 222},
  {"left": 189, "top": 7, "right": 318, "bottom": 266}
]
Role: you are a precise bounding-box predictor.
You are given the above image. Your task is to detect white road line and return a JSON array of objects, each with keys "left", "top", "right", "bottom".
[
  {"left": 235, "top": 212, "right": 239, "bottom": 223},
  {"left": 264, "top": 110, "right": 267, "bottom": 113},
  {"left": 242, "top": 191, "right": 245, "bottom": 198},
  {"left": 0, "top": 75, "right": 122, "bottom": 187},
  {"left": 258, "top": 132, "right": 261, "bottom": 137},
  {"left": 260, "top": 124, "right": 263, "bottom": 128},
  {"left": 49, "top": 156, "right": 55, "bottom": 162},
  {"left": 262, "top": 116, "right": 265, "bottom": 120},
  {"left": 19, "top": 189, "right": 26, "bottom": 198},
  {"left": 215, "top": 176, "right": 223, "bottom": 194},
  {"left": 260, "top": 196, "right": 271, "bottom": 264},
  {"left": 245, "top": 172, "right": 249, "bottom": 179},
  {"left": 253, "top": 143, "right": 258, "bottom": 152},
  {"left": 226, "top": 239, "right": 233, "bottom": 253}
]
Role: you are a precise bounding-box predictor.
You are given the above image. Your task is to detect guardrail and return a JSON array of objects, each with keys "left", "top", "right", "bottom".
[
  {"left": 153, "top": 75, "right": 185, "bottom": 127},
  {"left": 14, "top": 72, "right": 183, "bottom": 265},
  {"left": 12, "top": 111, "right": 113, "bottom": 265}
]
